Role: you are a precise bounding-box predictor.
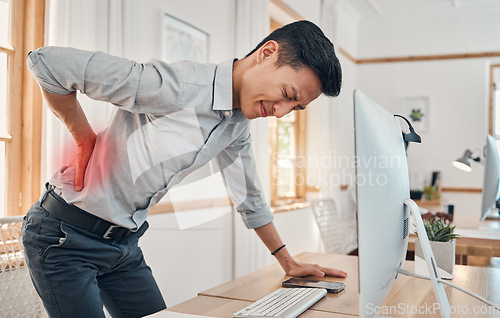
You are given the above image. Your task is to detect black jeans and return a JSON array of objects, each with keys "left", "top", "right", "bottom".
[{"left": 22, "top": 200, "right": 166, "bottom": 318}]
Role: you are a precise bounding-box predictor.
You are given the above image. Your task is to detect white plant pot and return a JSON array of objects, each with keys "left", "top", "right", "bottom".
[{"left": 415, "top": 239, "right": 455, "bottom": 280}]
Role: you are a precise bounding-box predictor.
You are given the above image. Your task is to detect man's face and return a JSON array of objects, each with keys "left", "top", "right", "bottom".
[{"left": 238, "top": 45, "right": 322, "bottom": 120}]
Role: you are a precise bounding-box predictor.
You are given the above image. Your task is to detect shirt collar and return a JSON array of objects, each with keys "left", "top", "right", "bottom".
[{"left": 213, "top": 59, "right": 235, "bottom": 118}]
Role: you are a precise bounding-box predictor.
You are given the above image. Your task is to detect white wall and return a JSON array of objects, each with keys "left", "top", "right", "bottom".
[
  {"left": 352, "top": 9, "right": 500, "bottom": 219},
  {"left": 356, "top": 10, "right": 500, "bottom": 58},
  {"left": 357, "top": 59, "right": 489, "bottom": 187},
  {"left": 282, "top": 0, "right": 321, "bottom": 24},
  {"left": 329, "top": 1, "right": 359, "bottom": 190},
  {"left": 123, "top": 0, "right": 235, "bottom": 63},
  {"left": 356, "top": 59, "right": 487, "bottom": 218},
  {"left": 232, "top": 207, "right": 324, "bottom": 276},
  {"left": 140, "top": 211, "right": 233, "bottom": 307}
]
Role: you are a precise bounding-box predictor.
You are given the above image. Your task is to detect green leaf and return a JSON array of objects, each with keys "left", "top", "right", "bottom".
[{"left": 416, "top": 218, "right": 460, "bottom": 242}]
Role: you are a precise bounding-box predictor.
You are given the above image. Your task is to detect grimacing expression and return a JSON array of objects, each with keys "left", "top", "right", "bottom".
[{"left": 239, "top": 46, "right": 322, "bottom": 120}]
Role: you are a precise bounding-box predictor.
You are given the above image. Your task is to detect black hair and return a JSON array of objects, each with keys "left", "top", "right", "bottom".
[{"left": 246, "top": 20, "right": 342, "bottom": 97}]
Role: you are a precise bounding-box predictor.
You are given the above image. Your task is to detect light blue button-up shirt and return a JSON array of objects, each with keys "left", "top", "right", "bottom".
[{"left": 27, "top": 46, "right": 274, "bottom": 230}]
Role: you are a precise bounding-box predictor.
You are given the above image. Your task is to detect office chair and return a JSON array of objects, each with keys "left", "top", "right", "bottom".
[
  {"left": 310, "top": 199, "right": 342, "bottom": 254},
  {"left": 0, "top": 216, "right": 47, "bottom": 317}
]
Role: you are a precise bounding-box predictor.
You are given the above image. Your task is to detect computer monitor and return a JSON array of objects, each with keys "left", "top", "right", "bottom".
[
  {"left": 481, "top": 135, "right": 500, "bottom": 221},
  {"left": 353, "top": 90, "right": 450, "bottom": 318}
]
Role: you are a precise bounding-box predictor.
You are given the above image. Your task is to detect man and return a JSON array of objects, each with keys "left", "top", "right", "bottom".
[{"left": 22, "top": 20, "right": 346, "bottom": 317}]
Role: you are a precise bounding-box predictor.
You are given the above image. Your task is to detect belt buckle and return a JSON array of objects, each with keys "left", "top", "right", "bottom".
[{"left": 103, "top": 225, "right": 120, "bottom": 239}]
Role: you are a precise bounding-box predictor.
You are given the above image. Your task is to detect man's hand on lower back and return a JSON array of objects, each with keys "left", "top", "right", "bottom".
[
  {"left": 39, "top": 89, "right": 97, "bottom": 192},
  {"left": 68, "top": 133, "right": 97, "bottom": 191}
]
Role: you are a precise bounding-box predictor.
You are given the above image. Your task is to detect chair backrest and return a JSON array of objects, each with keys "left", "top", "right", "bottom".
[
  {"left": 310, "top": 199, "right": 342, "bottom": 254},
  {"left": 0, "top": 216, "right": 47, "bottom": 317}
]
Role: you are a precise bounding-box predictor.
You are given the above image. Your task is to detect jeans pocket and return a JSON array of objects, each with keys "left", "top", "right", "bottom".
[{"left": 36, "top": 216, "right": 69, "bottom": 259}]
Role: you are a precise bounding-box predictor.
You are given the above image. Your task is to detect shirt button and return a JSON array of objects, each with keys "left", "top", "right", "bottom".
[{"left": 224, "top": 111, "right": 231, "bottom": 117}]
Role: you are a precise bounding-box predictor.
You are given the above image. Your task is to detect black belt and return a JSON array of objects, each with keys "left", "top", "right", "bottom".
[{"left": 41, "top": 188, "right": 131, "bottom": 240}]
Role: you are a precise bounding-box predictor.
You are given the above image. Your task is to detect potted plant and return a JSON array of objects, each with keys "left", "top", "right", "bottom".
[
  {"left": 423, "top": 185, "right": 441, "bottom": 201},
  {"left": 414, "top": 218, "right": 460, "bottom": 279}
]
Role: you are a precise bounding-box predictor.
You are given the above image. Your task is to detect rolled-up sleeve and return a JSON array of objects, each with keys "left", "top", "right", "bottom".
[
  {"left": 217, "top": 131, "right": 274, "bottom": 229},
  {"left": 27, "top": 46, "right": 182, "bottom": 113}
]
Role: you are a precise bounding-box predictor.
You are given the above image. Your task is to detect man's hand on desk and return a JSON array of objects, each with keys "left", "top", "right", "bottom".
[
  {"left": 253, "top": 221, "right": 347, "bottom": 278},
  {"left": 284, "top": 260, "right": 347, "bottom": 278}
]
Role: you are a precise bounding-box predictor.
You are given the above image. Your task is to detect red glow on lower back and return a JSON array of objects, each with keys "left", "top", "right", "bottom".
[{"left": 56, "top": 132, "right": 118, "bottom": 192}]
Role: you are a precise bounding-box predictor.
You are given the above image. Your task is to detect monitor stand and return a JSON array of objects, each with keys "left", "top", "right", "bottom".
[{"left": 404, "top": 199, "right": 451, "bottom": 318}]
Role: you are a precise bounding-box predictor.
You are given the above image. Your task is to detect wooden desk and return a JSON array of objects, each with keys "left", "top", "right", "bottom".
[
  {"left": 414, "top": 199, "right": 442, "bottom": 211},
  {"left": 408, "top": 234, "right": 500, "bottom": 265},
  {"left": 407, "top": 218, "right": 500, "bottom": 265},
  {"left": 168, "top": 252, "right": 500, "bottom": 318},
  {"left": 453, "top": 216, "right": 500, "bottom": 229},
  {"left": 198, "top": 253, "right": 358, "bottom": 316}
]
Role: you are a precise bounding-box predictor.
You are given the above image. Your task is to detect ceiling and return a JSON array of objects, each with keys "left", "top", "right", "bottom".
[{"left": 346, "top": 0, "right": 500, "bottom": 18}]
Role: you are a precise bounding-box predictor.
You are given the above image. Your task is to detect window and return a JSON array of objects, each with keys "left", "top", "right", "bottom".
[
  {"left": 0, "top": 0, "right": 45, "bottom": 216},
  {"left": 490, "top": 64, "right": 500, "bottom": 151},
  {"left": 495, "top": 84, "right": 500, "bottom": 135},
  {"left": 0, "top": 0, "right": 15, "bottom": 217},
  {"left": 270, "top": 112, "right": 307, "bottom": 206}
]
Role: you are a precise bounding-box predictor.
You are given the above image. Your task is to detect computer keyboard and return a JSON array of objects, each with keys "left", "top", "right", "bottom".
[{"left": 232, "top": 287, "right": 327, "bottom": 318}]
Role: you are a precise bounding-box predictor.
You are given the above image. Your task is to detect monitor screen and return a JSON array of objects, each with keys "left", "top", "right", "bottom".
[
  {"left": 481, "top": 135, "right": 500, "bottom": 221},
  {"left": 353, "top": 90, "right": 410, "bottom": 317}
]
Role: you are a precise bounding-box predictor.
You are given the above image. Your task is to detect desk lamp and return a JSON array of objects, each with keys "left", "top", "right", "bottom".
[{"left": 452, "top": 149, "right": 481, "bottom": 172}]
